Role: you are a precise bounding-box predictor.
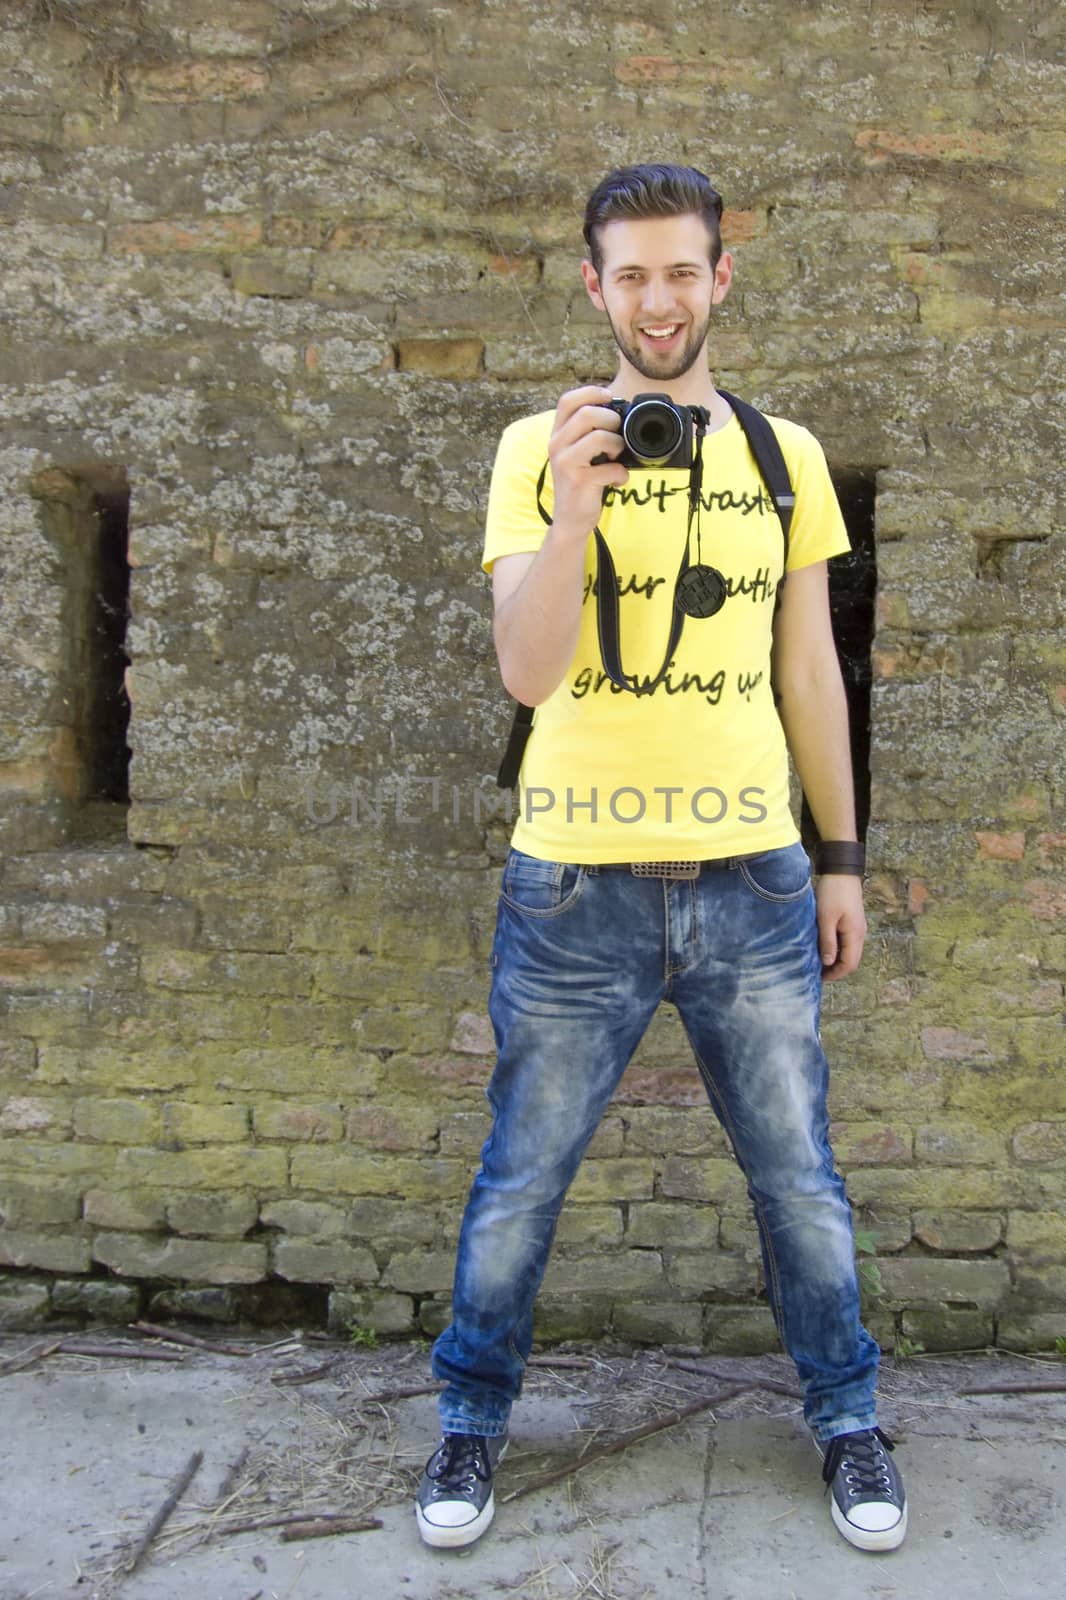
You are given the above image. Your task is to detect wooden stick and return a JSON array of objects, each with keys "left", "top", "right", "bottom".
[
  {"left": 124, "top": 1449, "right": 203, "bottom": 1575},
  {"left": 666, "top": 1358, "right": 803, "bottom": 1400},
  {"left": 271, "top": 1359, "right": 338, "bottom": 1386},
  {"left": 280, "top": 1516, "right": 383, "bottom": 1541},
  {"left": 357, "top": 1381, "right": 441, "bottom": 1403},
  {"left": 499, "top": 1385, "right": 749, "bottom": 1505},
  {"left": 213, "top": 1507, "right": 367, "bottom": 1538},
  {"left": 57, "top": 1340, "right": 185, "bottom": 1363},
  {"left": 0, "top": 1339, "right": 64, "bottom": 1376},
  {"left": 528, "top": 1354, "right": 596, "bottom": 1369},
  {"left": 958, "top": 1380, "right": 1066, "bottom": 1396},
  {"left": 132, "top": 1320, "right": 252, "bottom": 1357},
  {"left": 212, "top": 1446, "right": 251, "bottom": 1509}
]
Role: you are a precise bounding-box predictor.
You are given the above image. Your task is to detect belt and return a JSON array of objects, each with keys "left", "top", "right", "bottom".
[{"left": 590, "top": 856, "right": 755, "bottom": 880}]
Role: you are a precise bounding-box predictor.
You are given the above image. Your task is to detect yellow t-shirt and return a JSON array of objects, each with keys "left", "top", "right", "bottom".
[{"left": 482, "top": 405, "right": 850, "bottom": 863}]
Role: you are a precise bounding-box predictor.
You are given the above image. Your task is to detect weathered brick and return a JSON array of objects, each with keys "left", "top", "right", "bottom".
[
  {"left": 1006, "top": 1211, "right": 1066, "bottom": 1257},
  {"left": 568, "top": 1159, "right": 655, "bottom": 1204},
  {"left": 347, "top": 1197, "right": 438, "bottom": 1248},
  {"left": 395, "top": 339, "right": 483, "bottom": 378},
  {"left": 877, "top": 1258, "right": 1010, "bottom": 1309},
  {"left": 0, "top": 1277, "right": 51, "bottom": 1330},
  {"left": 0, "top": 1095, "right": 70, "bottom": 1134},
  {"left": 660, "top": 1157, "right": 747, "bottom": 1206},
  {"left": 83, "top": 1188, "right": 166, "bottom": 1231},
  {"left": 290, "top": 1151, "right": 465, "bottom": 1202},
  {"left": 1, "top": 1180, "right": 81, "bottom": 1227},
  {"left": 254, "top": 1103, "right": 343, "bottom": 1142},
  {"left": 166, "top": 1191, "right": 258, "bottom": 1239},
  {"left": 899, "top": 1307, "right": 993, "bottom": 1352},
  {"left": 622, "top": 1106, "right": 730, "bottom": 1158},
  {"left": 92, "top": 1231, "right": 268, "bottom": 1284},
  {"left": 52, "top": 1279, "right": 141, "bottom": 1320},
  {"left": 543, "top": 1250, "right": 664, "bottom": 1295},
  {"left": 832, "top": 1122, "right": 913, "bottom": 1166},
  {"left": 383, "top": 1250, "right": 456, "bottom": 1294},
  {"left": 1012, "top": 1121, "right": 1066, "bottom": 1164},
  {"left": 915, "top": 1121, "right": 1006, "bottom": 1166},
  {"left": 110, "top": 216, "right": 263, "bottom": 254},
  {"left": 702, "top": 1306, "right": 779, "bottom": 1356},
  {"left": 260, "top": 1199, "right": 348, "bottom": 1237},
  {"left": 114, "top": 1146, "right": 287, "bottom": 1190},
  {"left": 554, "top": 1205, "right": 624, "bottom": 1248},
  {"left": 328, "top": 1289, "right": 415, "bottom": 1337},
  {"left": 613, "top": 1300, "right": 702, "bottom": 1346},
  {"left": 626, "top": 1202, "right": 718, "bottom": 1250},
  {"left": 0, "top": 1228, "right": 91, "bottom": 1273},
  {"left": 345, "top": 1103, "right": 437, "bottom": 1152},
  {"left": 913, "top": 1210, "right": 1004, "bottom": 1253},
  {"left": 273, "top": 1239, "right": 379, "bottom": 1284},
  {"left": 667, "top": 1251, "right": 761, "bottom": 1297},
  {"left": 74, "top": 1097, "right": 162, "bottom": 1143}
]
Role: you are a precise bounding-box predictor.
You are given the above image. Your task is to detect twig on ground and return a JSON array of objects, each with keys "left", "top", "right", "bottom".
[
  {"left": 58, "top": 1340, "right": 185, "bottom": 1362},
  {"left": 500, "top": 1385, "right": 748, "bottom": 1505},
  {"left": 122, "top": 1449, "right": 204, "bottom": 1575},
  {"left": 665, "top": 1358, "right": 803, "bottom": 1399},
  {"left": 957, "top": 1381, "right": 1066, "bottom": 1396},
  {"left": 132, "top": 1320, "right": 252, "bottom": 1357},
  {"left": 280, "top": 1515, "right": 383, "bottom": 1540},
  {"left": 272, "top": 1360, "right": 338, "bottom": 1386},
  {"left": 0, "top": 1339, "right": 64, "bottom": 1375}
]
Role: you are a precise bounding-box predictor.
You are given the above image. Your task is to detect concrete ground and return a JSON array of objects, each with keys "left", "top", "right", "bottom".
[{"left": 1, "top": 1329, "right": 1064, "bottom": 1600}]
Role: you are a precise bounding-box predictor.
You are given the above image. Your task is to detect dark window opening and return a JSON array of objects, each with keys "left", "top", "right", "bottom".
[
  {"left": 32, "top": 464, "right": 131, "bottom": 834},
  {"left": 800, "top": 468, "right": 877, "bottom": 850}
]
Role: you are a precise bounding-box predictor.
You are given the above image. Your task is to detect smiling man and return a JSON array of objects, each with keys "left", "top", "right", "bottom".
[{"left": 415, "top": 163, "right": 907, "bottom": 1556}]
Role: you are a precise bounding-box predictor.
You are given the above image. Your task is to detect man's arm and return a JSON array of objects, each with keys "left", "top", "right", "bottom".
[
  {"left": 771, "top": 560, "right": 867, "bottom": 981},
  {"left": 492, "top": 386, "right": 626, "bottom": 705}
]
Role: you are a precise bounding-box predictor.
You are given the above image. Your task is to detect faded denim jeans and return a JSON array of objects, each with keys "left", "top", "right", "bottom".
[{"left": 431, "top": 842, "right": 880, "bottom": 1444}]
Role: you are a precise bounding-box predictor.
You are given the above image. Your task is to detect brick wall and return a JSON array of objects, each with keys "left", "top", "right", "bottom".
[{"left": 0, "top": 0, "right": 1063, "bottom": 1350}]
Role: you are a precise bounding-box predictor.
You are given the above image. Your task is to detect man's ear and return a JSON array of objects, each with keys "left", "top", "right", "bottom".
[
  {"left": 711, "top": 251, "right": 734, "bottom": 305},
  {"left": 581, "top": 258, "right": 606, "bottom": 311}
]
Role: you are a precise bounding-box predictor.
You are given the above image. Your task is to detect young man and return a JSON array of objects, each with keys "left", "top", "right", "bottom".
[{"left": 416, "top": 164, "right": 906, "bottom": 1555}]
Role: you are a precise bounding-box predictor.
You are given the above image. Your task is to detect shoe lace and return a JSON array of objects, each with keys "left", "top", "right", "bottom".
[
  {"left": 822, "top": 1427, "right": 896, "bottom": 1498},
  {"left": 426, "top": 1435, "right": 492, "bottom": 1495}
]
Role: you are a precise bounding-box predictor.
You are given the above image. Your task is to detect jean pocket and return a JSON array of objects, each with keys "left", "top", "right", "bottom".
[
  {"left": 500, "top": 849, "right": 587, "bottom": 918},
  {"left": 737, "top": 843, "right": 813, "bottom": 903}
]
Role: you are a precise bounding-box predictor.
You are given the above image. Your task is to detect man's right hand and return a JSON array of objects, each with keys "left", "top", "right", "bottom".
[{"left": 546, "top": 386, "right": 628, "bottom": 541}]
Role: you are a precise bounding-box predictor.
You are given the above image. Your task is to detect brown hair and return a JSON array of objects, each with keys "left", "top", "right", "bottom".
[{"left": 583, "top": 163, "right": 724, "bottom": 274}]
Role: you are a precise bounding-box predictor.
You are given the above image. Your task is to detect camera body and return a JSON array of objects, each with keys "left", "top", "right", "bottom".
[{"left": 605, "top": 391, "right": 695, "bottom": 470}]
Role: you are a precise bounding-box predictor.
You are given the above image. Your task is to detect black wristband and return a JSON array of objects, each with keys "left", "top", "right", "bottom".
[{"left": 815, "top": 840, "right": 866, "bottom": 876}]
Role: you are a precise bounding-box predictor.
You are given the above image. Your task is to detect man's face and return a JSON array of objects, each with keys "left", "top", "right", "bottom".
[{"left": 581, "top": 213, "right": 732, "bottom": 384}]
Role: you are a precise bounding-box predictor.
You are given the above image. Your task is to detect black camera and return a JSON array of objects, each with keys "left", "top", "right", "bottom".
[{"left": 599, "top": 392, "right": 695, "bottom": 470}]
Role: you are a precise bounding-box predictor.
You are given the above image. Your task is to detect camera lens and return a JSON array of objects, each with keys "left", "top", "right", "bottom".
[{"left": 623, "top": 399, "right": 684, "bottom": 464}]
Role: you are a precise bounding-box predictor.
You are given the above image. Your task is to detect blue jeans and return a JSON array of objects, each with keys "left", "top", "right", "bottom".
[{"left": 431, "top": 843, "right": 880, "bottom": 1444}]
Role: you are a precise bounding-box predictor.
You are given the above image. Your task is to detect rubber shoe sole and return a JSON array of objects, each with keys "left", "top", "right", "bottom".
[
  {"left": 829, "top": 1492, "right": 908, "bottom": 1552},
  {"left": 814, "top": 1434, "right": 907, "bottom": 1553},
  {"left": 415, "top": 1439, "right": 508, "bottom": 1550}
]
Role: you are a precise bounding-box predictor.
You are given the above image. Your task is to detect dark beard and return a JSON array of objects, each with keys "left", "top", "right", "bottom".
[{"left": 603, "top": 306, "right": 713, "bottom": 382}]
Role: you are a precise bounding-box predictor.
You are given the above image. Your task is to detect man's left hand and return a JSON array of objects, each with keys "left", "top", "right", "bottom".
[{"left": 816, "top": 874, "right": 867, "bottom": 981}]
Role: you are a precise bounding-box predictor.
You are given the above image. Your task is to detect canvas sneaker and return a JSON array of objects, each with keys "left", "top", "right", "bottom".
[
  {"left": 415, "top": 1432, "right": 508, "bottom": 1549},
  {"left": 819, "top": 1426, "right": 907, "bottom": 1551}
]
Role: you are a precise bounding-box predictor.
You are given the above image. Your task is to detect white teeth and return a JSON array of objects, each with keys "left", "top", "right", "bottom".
[{"left": 643, "top": 326, "right": 680, "bottom": 339}]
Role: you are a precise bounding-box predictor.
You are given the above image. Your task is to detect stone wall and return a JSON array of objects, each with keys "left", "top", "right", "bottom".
[{"left": 0, "top": 0, "right": 1063, "bottom": 1350}]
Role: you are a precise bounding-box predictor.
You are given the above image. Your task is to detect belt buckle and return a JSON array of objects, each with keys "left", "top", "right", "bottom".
[{"left": 630, "top": 860, "right": 701, "bottom": 879}]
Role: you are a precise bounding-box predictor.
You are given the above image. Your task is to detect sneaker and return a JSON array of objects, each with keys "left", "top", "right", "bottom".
[
  {"left": 415, "top": 1432, "right": 508, "bottom": 1549},
  {"left": 819, "top": 1426, "right": 907, "bottom": 1551}
]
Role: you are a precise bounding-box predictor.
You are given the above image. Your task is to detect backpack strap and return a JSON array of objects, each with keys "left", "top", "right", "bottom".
[{"left": 495, "top": 394, "right": 795, "bottom": 790}]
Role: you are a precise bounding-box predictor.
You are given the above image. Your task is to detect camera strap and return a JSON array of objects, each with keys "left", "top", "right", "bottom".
[{"left": 496, "top": 392, "right": 795, "bottom": 789}]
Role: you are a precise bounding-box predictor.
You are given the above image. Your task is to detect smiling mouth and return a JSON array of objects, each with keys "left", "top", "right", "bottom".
[{"left": 641, "top": 324, "right": 683, "bottom": 342}]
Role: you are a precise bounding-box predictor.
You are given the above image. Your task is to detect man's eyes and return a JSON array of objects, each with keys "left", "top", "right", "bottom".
[{"left": 617, "top": 269, "right": 698, "bottom": 282}]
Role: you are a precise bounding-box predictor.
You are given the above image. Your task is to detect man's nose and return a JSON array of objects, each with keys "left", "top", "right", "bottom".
[{"left": 640, "top": 278, "right": 676, "bottom": 316}]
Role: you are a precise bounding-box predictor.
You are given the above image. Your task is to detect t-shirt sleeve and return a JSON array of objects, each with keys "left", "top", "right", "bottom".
[
  {"left": 481, "top": 416, "right": 554, "bottom": 575},
  {"left": 780, "top": 426, "right": 851, "bottom": 571}
]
